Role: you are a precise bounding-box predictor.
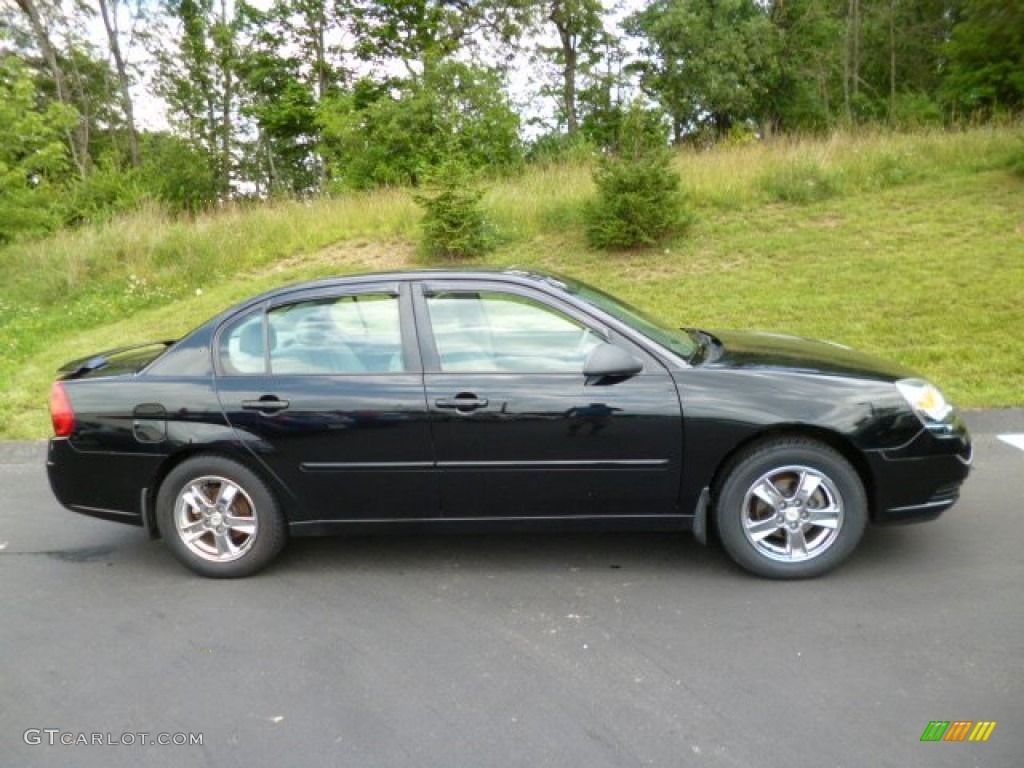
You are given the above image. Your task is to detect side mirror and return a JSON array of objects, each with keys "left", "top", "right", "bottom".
[{"left": 583, "top": 343, "right": 643, "bottom": 379}]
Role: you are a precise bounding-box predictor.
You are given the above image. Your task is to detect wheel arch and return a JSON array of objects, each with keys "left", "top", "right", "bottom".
[
  {"left": 707, "top": 424, "right": 877, "bottom": 531},
  {"left": 142, "top": 444, "right": 296, "bottom": 538}
]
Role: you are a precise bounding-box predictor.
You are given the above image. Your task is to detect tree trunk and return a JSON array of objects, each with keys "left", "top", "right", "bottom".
[
  {"left": 218, "top": 0, "right": 233, "bottom": 199},
  {"left": 851, "top": 0, "right": 860, "bottom": 98},
  {"left": 843, "top": 0, "right": 861, "bottom": 122},
  {"left": 14, "top": 0, "right": 88, "bottom": 176},
  {"left": 888, "top": 0, "right": 896, "bottom": 122},
  {"left": 64, "top": 35, "right": 92, "bottom": 165},
  {"left": 550, "top": 1, "right": 579, "bottom": 135},
  {"left": 315, "top": 8, "right": 328, "bottom": 192},
  {"left": 97, "top": 0, "right": 140, "bottom": 167}
]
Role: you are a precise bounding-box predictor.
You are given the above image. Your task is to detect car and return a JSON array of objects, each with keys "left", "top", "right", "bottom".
[{"left": 46, "top": 269, "right": 972, "bottom": 579}]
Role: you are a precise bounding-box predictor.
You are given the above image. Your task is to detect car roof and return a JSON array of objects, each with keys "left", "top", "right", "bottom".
[{"left": 238, "top": 267, "right": 574, "bottom": 306}]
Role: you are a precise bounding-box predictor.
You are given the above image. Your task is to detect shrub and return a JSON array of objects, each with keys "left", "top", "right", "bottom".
[
  {"left": 62, "top": 157, "right": 147, "bottom": 226},
  {"left": 889, "top": 92, "right": 944, "bottom": 130},
  {"left": 582, "top": 103, "right": 690, "bottom": 250},
  {"left": 414, "top": 155, "right": 494, "bottom": 260},
  {"left": 526, "top": 131, "right": 597, "bottom": 167},
  {"left": 138, "top": 134, "right": 220, "bottom": 213}
]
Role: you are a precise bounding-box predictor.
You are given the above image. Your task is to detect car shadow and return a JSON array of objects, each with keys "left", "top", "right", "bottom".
[
  {"left": 37, "top": 519, "right": 954, "bottom": 582},
  {"left": 274, "top": 530, "right": 734, "bottom": 579}
]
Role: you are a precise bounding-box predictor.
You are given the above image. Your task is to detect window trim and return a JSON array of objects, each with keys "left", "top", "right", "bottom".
[
  {"left": 214, "top": 283, "right": 420, "bottom": 377},
  {"left": 413, "top": 281, "right": 616, "bottom": 375},
  {"left": 214, "top": 304, "right": 269, "bottom": 377}
]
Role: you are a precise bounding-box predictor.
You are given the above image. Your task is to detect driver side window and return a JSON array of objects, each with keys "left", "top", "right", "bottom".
[{"left": 426, "top": 291, "right": 603, "bottom": 373}]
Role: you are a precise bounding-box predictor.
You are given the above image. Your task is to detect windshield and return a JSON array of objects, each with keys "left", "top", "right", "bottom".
[{"left": 554, "top": 276, "right": 698, "bottom": 360}]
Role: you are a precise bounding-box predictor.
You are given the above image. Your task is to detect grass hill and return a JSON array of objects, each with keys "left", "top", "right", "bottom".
[{"left": 1, "top": 126, "right": 1021, "bottom": 439}]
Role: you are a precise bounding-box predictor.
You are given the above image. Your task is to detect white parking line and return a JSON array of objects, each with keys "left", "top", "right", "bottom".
[{"left": 998, "top": 434, "right": 1024, "bottom": 451}]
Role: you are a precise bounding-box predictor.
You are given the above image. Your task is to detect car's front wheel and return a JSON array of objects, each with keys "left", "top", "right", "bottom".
[
  {"left": 715, "top": 438, "right": 867, "bottom": 579},
  {"left": 156, "top": 456, "right": 287, "bottom": 578}
]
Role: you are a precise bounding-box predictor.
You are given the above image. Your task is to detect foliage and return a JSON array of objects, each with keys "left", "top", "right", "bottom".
[
  {"left": 3, "top": 0, "right": 1024, "bottom": 245},
  {"left": 532, "top": 0, "right": 610, "bottom": 135},
  {"left": 414, "top": 154, "right": 494, "bottom": 260},
  {"left": 319, "top": 62, "right": 522, "bottom": 189},
  {"left": 583, "top": 104, "right": 689, "bottom": 249},
  {"left": 943, "top": 0, "right": 1024, "bottom": 115},
  {"left": 136, "top": 133, "right": 220, "bottom": 213},
  {"left": 235, "top": 0, "right": 342, "bottom": 195},
  {"left": 154, "top": 0, "right": 239, "bottom": 199},
  {"left": 888, "top": 93, "right": 945, "bottom": 130},
  {"left": 0, "top": 55, "right": 77, "bottom": 243},
  {"left": 526, "top": 130, "right": 597, "bottom": 166},
  {"left": 61, "top": 156, "right": 146, "bottom": 226},
  {"left": 348, "top": 0, "right": 530, "bottom": 77},
  {"left": 761, "top": 0, "right": 844, "bottom": 132},
  {"left": 627, "top": 0, "right": 779, "bottom": 141}
]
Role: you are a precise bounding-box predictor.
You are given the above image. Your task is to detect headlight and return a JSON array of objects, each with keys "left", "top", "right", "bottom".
[{"left": 895, "top": 378, "right": 954, "bottom": 426}]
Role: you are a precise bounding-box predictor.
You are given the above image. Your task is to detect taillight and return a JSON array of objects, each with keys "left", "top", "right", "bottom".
[{"left": 49, "top": 381, "right": 75, "bottom": 437}]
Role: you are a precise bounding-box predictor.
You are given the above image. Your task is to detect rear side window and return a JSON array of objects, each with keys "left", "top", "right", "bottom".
[
  {"left": 219, "top": 294, "right": 405, "bottom": 375},
  {"left": 219, "top": 311, "right": 267, "bottom": 375}
]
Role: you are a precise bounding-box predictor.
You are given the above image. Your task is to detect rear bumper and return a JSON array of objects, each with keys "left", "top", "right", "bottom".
[
  {"left": 867, "top": 424, "right": 972, "bottom": 525},
  {"left": 47, "top": 438, "right": 162, "bottom": 526}
]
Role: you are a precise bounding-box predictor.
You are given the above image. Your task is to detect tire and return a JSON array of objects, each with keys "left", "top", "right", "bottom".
[
  {"left": 156, "top": 455, "right": 287, "bottom": 578},
  {"left": 714, "top": 438, "right": 867, "bottom": 579}
]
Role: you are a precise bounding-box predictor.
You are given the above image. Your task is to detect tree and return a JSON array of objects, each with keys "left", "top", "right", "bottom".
[
  {"left": 94, "top": 0, "right": 141, "bottom": 166},
  {"left": 835, "top": 0, "right": 956, "bottom": 124},
  {"left": 536, "top": 0, "right": 608, "bottom": 136},
  {"left": 318, "top": 61, "right": 522, "bottom": 189},
  {"left": 349, "top": 0, "right": 529, "bottom": 80},
  {"left": 764, "top": 0, "right": 845, "bottom": 132},
  {"left": 154, "top": 0, "right": 239, "bottom": 199},
  {"left": 137, "top": 132, "right": 220, "bottom": 212},
  {"left": 576, "top": 34, "right": 629, "bottom": 149},
  {"left": 583, "top": 103, "right": 689, "bottom": 250},
  {"left": 414, "top": 152, "right": 493, "bottom": 260},
  {"left": 943, "top": 0, "right": 1024, "bottom": 114},
  {"left": 5, "top": 1, "right": 143, "bottom": 169},
  {"left": 627, "top": 0, "right": 779, "bottom": 142},
  {"left": 12, "top": 0, "right": 89, "bottom": 175},
  {"left": 0, "top": 54, "right": 78, "bottom": 241},
  {"left": 235, "top": 0, "right": 346, "bottom": 194}
]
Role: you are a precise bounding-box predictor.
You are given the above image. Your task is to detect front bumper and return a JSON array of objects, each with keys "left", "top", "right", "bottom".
[{"left": 867, "top": 422, "right": 972, "bottom": 525}]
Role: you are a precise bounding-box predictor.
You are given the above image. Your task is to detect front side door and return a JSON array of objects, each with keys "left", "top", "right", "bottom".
[
  {"left": 215, "top": 283, "right": 435, "bottom": 524},
  {"left": 414, "top": 282, "right": 684, "bottom": 520}
]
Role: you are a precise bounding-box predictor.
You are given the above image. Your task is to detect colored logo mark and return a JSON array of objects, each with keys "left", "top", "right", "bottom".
[{"left": 920, "top": 721, "right": 997, "bottom": 742}]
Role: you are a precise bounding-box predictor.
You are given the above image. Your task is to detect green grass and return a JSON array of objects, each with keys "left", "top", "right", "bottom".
[{"left": 1, "top": 126, "right": 1022, "bottom": 439}]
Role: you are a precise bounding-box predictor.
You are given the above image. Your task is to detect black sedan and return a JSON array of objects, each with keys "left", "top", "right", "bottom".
[{"left": 47, "top": 269, "right": 972, "bottom": 579}]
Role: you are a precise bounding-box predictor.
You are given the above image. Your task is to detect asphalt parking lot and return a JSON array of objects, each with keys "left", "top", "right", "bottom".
[{"left": 2, "top": 412, "right": 1022, "bottom": 768}]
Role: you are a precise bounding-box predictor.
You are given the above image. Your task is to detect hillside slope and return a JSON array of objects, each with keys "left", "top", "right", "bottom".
[{"left": 1, "top": 128, "right": 1021, "bottom": 439}]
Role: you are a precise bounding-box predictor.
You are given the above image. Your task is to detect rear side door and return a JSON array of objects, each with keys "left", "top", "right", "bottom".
[
  {"left": 414, "top": 280, "right": 684, "bottom": 520},
  {"left": 215, "top": 282, "right": 436, "bottom": 525}
]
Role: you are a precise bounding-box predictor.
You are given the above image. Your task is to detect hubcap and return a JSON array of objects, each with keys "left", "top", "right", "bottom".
[
  {"left": 741, "top": 465, "right": 844, "bottom": 563},
  {"left": 174, "top": 476, "right": 258, "bottom": 563}
]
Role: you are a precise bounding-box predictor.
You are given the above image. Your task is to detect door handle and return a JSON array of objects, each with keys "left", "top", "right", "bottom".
[
  {"left": 241, "top": 397, "right": 290, "bottom": 413},
  {"left": 435, "top": 394, "right": 489, "bottom": 412}
]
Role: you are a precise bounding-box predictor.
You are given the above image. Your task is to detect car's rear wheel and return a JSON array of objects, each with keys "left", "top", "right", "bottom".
[
  {"left": 715, "top": 438, "right": 866, "bottom": 579},
  {"left": 156, "top": 456, "right": 286, "bottom": 578}
]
